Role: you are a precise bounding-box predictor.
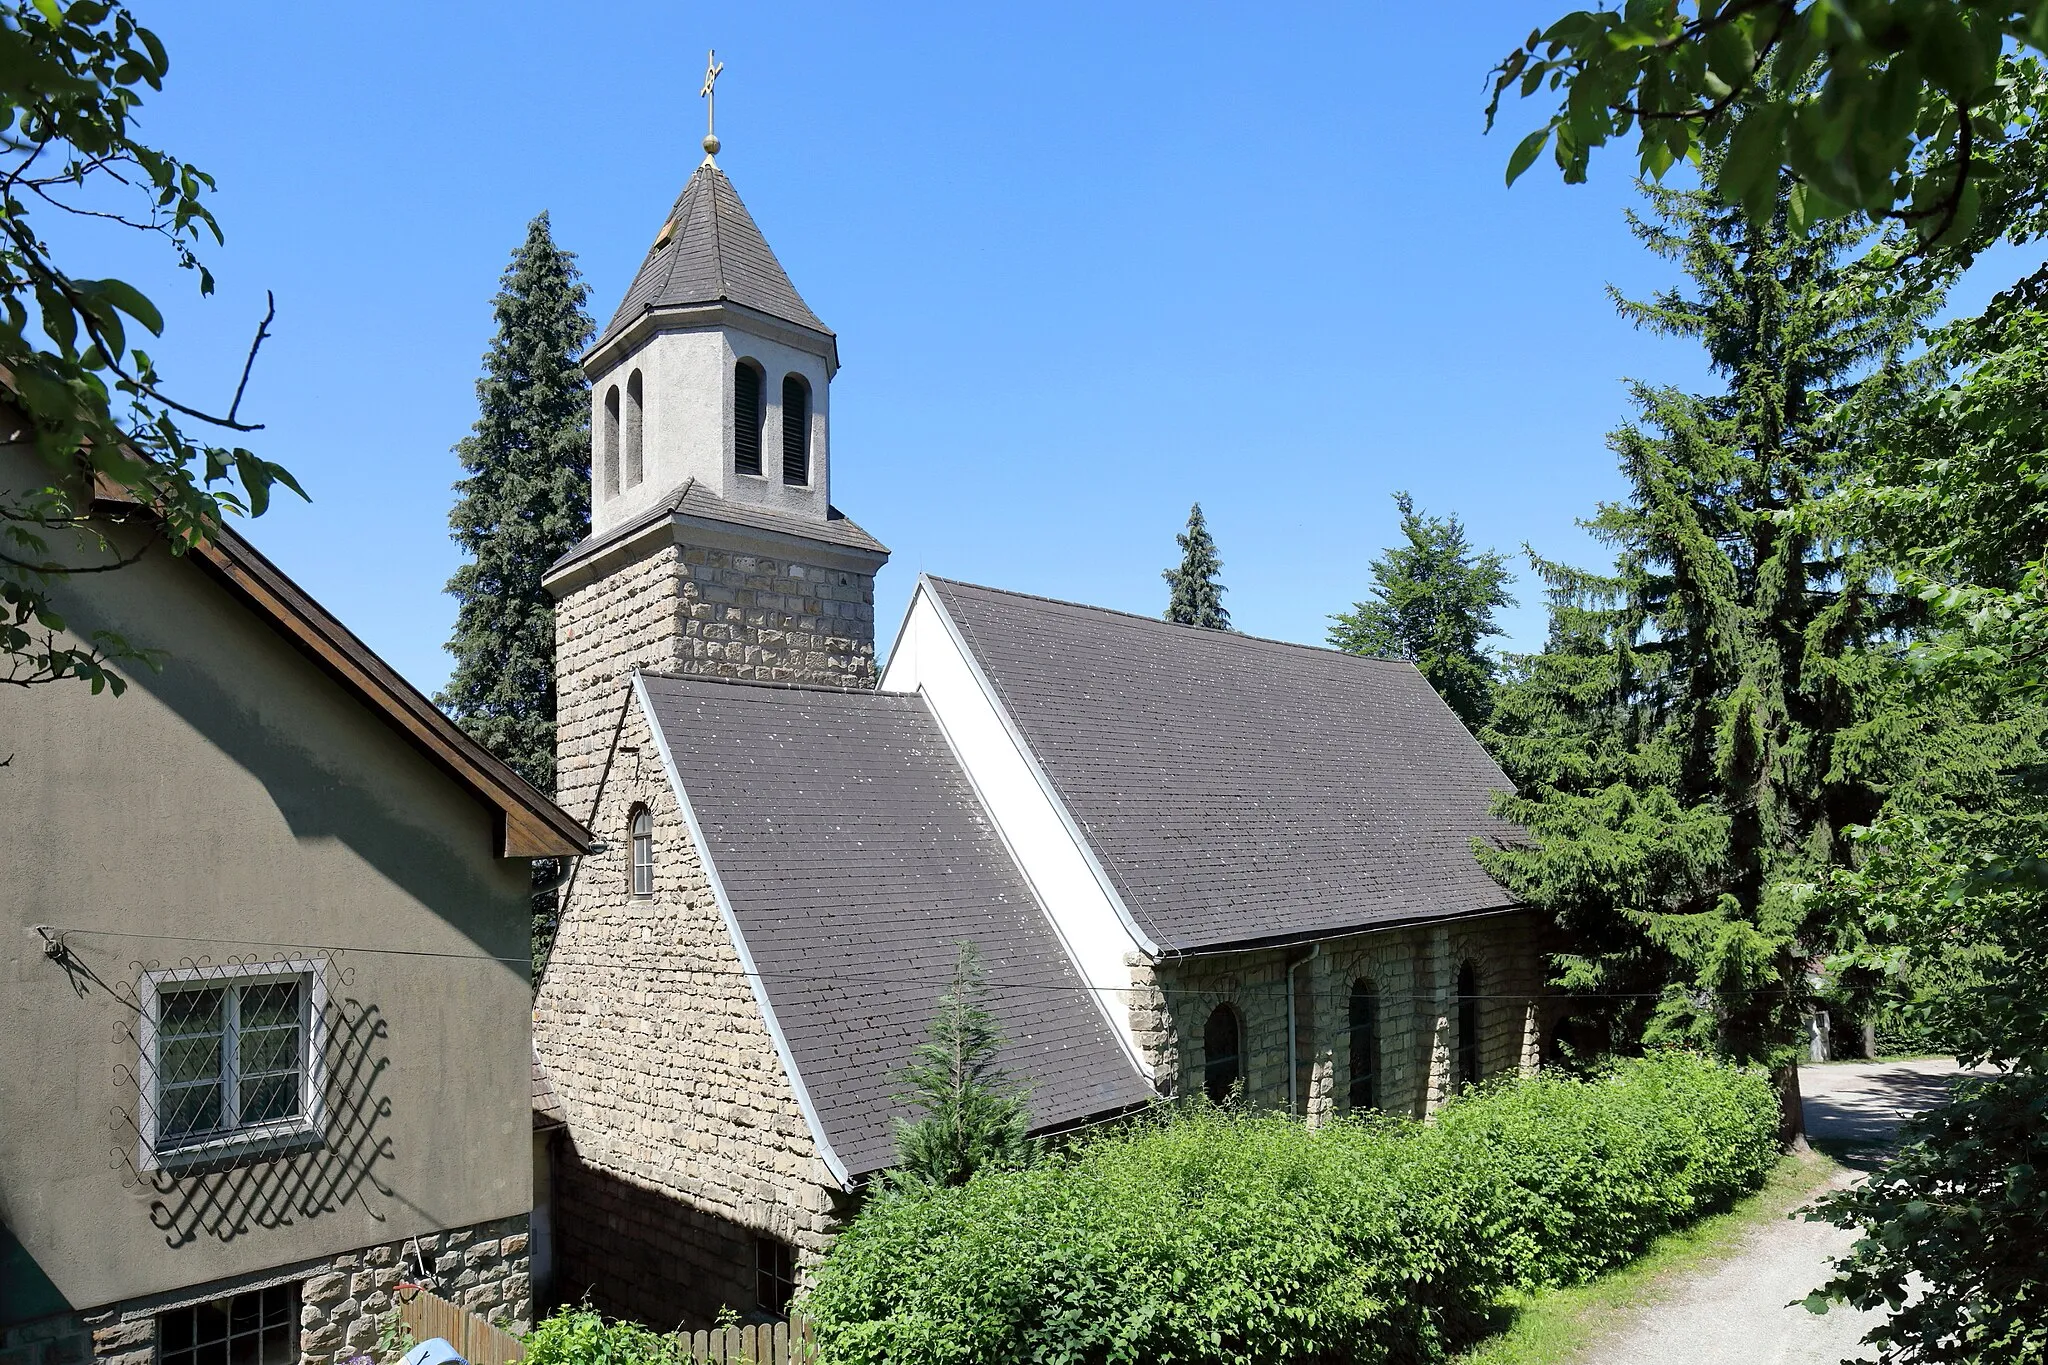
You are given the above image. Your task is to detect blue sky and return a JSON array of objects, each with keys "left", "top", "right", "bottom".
[{"left": 74, "top": 3, "right": 2032, "bottom": 694}]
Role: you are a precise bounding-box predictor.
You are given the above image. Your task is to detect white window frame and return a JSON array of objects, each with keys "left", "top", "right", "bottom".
[
  {"left": 630, "top": 806, "right": 654, "bottom": 897},
  {"left": 136, "top": 958, "right": 328, "bottom": 1171}
]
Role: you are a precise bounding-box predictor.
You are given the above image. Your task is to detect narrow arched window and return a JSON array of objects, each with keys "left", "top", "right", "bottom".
[
  {"left": 1456, "top": 961, "right": 1480, "bottom": 1089},
  {"left": 625, "top": 370, "right": 644, "bottom": 488},
  {"left": 1203, "top": 1003, "right": 1243, "bottom": 1105},
  {"left": 630, "top": 806, "right": 653, "bottom": 897},
  {"left": 1349, "top": 979, "right": 1380, "bottom": 1112},
  {"left": 601, "top": 386, "right": 621, "bottom": 498},
  {"left": 734, "top": 361, "right": 764, "bottom": 476},
  {"left": 780, "top": 374, "right": 810, "bottom": 486}
]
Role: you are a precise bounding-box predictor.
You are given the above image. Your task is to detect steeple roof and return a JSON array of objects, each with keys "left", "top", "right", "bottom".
[{"left": 597, "top": 162, "right": 830, "bottom": 350}]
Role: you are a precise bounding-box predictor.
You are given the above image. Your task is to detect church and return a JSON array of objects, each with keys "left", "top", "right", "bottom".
[{"left": 531, "top": 117, "right": 1550, "bottom": 1328}]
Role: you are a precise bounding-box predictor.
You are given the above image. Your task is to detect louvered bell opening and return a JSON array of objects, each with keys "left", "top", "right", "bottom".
[
  {"left": 734, "top": 362, "right": 764, "bottom": 476},
  {"left": 781, "top": 375, "right": 810, "bottom": 485}
]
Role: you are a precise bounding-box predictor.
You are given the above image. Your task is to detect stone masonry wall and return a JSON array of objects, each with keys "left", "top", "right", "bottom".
[
  {"left": 534, "top": 701, "right": 836, "bottom": 1329},
  {"left": 1, "top": 1215, "right": 527, "bottom": 1365},
  {"left": 1128, "top": 912, "right": 1549, "bottom": 1125}
]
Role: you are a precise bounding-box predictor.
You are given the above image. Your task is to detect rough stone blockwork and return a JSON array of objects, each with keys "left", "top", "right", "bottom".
[{"left": 2, "top": 1216, "right": 528, "bottom": 1365}]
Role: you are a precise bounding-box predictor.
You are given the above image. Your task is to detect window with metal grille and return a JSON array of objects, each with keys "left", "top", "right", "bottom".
[
  {"left": 1456, "top": 961, "right": 1481, "bottom": 1089},
  {"left": 1348, "top": 979, "right": 1380, "bottom": 1112},
  {"left": 157, "top": 1283, "right": 297, "bottom": 1365},
  {"left": 1202, "top": 1003, "right": 1243, "bottom": 1105},
  {"left": 755, "top": 1236, "right": 796, "bottom": 1315},
  {"left": 630, "top": 805, "right": 654, "bottom": 897},
  {"left": 625, "top": 370, "right": 645, "bottom": 488},
  {"left": 734, "top": 362, "right": 764, "bottom": 475},
  {"left": 601, "top": 385, "right": 621, "bottom": 497},
  {"left": 780, "top": 374, "right": 809, "bottom": 485},
  {"left": 140, "top": 962, "right": 325, "bottom": 1166}
]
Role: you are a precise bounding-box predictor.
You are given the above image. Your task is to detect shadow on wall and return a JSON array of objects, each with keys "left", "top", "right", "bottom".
[
  {"left": 45, "top": 941, "right": 396, "bottom": 1249},
  {"left": 0, "top": 1220, "right": 73, "bottom": 1330},
  {"left": 549, "top": 1140, "right": 808, "bottom": 1333}
]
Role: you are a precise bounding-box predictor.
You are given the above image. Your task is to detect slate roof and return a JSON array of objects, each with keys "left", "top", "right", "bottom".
[
  {"left": 546, "top": 479, "right": 888, "bottom": 581},
  {"left": 599, "top": 163, "right": 830, "bottom": 351},
  {"left": 532, "top": 1051, "right": 566, "bottom": 1131},
  {"left": 639, "top": 673, "right": 1151, "bottom": 1177},
  {"left": 924, "top": 578, "right": 1522, "bottom": 954}
]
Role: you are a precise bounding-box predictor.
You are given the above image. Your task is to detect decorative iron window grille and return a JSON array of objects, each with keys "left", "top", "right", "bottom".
[
  {"left": 157, "top": 1282, "right": 298, "bottom": 1365},
  {"left": 755, "top": 1236, "right": 796, "bottom": 1315},
  {"left": 630, "top": 806, "right": 654, "bottom": 897},
  {"left": 136, "top": 959, "right": 328, "bottom": 1169}
]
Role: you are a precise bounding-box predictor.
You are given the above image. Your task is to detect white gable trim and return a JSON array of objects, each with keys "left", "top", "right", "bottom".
[
  {"left": 879, "top": 578, "right": 1157, "bottom": 1072},
  {"left": 631, "top": 671, "right": 852, "bottom": 1188}
]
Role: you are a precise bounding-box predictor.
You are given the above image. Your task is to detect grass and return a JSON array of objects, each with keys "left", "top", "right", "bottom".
[{"left": 1452, "top": 1148, "right": 1845, "bottom": 1365}]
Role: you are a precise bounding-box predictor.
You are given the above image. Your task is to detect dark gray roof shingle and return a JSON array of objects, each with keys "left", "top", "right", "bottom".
[
  {"left": 640, "top": 674, "right": 1150, "bottom": 1177},
  {"left": 600, "top": 164, "right": 829, "bottom": 350},
  {"left": 925, "top": 578, "right": 1522, "bottom": 954}
]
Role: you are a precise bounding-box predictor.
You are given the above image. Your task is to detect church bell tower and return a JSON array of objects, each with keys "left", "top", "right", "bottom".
[{"left": 545, "top": 80, "right": 889, "bottom": 822}]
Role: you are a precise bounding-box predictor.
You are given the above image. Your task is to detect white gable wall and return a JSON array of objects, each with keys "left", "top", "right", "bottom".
[{"left": 879, "top": 580, "right": 1154, "bottom": 1075}]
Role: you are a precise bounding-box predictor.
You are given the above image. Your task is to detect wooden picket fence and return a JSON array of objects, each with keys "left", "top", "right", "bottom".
[
  {"left": 396, "top": 1287, "right": 527, "bottom": 1365},
  {"left": 679, "top": 1316, "right": 815, "bottom": 1364}
]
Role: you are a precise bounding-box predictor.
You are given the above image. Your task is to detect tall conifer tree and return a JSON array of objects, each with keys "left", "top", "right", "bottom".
[
  {"left": 1479, "top": 176, "right": 1930, "bottom": 1132},
  {"left": 1329, "top": 491, "right": 1515, "bottom": 730},
  {"left": 1162, "top": 503, "right": 1231, "bottom": 630},
  {"left": 438, "top": 213, "right": 593, "bottom": 974}
]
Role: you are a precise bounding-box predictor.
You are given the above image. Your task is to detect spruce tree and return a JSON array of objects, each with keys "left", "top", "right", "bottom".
[
  {"left": 1329, "top": 492, "right": 1516, "bottom": 730},
  {"left": 437, "top": 213, "right": 593, "bottom": 973},
  {"left": 1162, "top": 503, "right": 1231, "bottom": 630},
  {"left": 892, "top": 943, "right": 1033, "bottom": 1189},
  {"left": 1479, "top": 175, "right": 1930, "bottom": 1133}
]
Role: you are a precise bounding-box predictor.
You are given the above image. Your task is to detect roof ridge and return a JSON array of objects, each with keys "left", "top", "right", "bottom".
[
  {"left": 923, "top": 576, "right": 1418, "bottom": 667},
  {"left": 706, "top": 165, "right": 730, "bottom": 301},
  {"left": 637, "top": 669, "right": 892, "bottom": 698}
]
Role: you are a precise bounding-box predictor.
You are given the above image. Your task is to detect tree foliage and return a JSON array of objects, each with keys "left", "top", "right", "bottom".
[
  {"left": 1486, "top": 2, "right": 2048, "bottom": 251},
  {"left": 891, "top": 943, "right": 1033, "bottom": 1191},
  {"left": 1479, "top": 173, "right": 1926, "bottom": 1120},
  {"left": 1162, "top": 501, "right": 1230, "bottom": 630},
  {"left": 1329, "top": 491, "right": 1515, "bottom": 730},
  {"left": 1, "top": 1, "right": 300, "bottom": 696}
]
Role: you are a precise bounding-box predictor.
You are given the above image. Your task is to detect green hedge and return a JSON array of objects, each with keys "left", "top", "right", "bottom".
[{"left": 801, "top": 1052, "right": 1778, "bottom": 1365}]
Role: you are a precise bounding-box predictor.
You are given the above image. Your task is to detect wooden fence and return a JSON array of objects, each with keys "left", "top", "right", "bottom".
[
  {"left": 679, "top": 1316, "right": 815, "bottom": 1364},
  {"left": 396, "top": 1287, "right": 527, "bottom": 1365}
]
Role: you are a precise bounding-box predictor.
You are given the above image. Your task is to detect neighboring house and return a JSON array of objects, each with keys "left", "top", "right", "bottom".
[
  {"left": 532, "top": 144, "right": 1551, "bottom": 1329},
  {"left": 0, "top": 422, "right": 592, "bottom": 1365}
]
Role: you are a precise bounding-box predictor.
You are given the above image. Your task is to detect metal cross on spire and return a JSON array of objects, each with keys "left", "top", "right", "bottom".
[{"left": 700, "top": 50, "right": 725, "bottom": 162}]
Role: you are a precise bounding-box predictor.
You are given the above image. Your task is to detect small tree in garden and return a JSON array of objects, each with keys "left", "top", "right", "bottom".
[
  {"left": 892, "top": 943, "right": 1032, "bottom": 1189},
  {"left": 1162, "top": 502, "right": 1231, "bottom": 630}
]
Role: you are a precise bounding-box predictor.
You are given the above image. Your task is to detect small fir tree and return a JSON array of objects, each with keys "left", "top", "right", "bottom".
[
  {"left": 436, "top": 212, "right": 594, "bottom": 975},
  {"left": 1162, "top": 503, "right": 1231, "bottom": 630},
  {"left": 892, "top": 943, "right": 1032, "bottom": 1189},
  {"left": 1329, "top": 492, "right": 1516, "bottom": 730}
]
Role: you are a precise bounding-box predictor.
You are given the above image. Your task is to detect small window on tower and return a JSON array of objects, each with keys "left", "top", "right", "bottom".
[
  {"left": 630, "top": 805, "right": 653, "bottom": 897},
  {"left": 625, "top": 370, "right": 645, "bottom": 488},
  {"left": 734, "top": 361, "right": 764, "bottom": 476},
  {"left": 601, "top": 386, "right": 621, "bottom": 498},
  {"left": 781, "top": 374, "right": 810, "bottom": 486}
]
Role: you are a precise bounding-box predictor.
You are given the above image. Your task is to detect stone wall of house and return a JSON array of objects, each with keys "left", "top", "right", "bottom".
[
  {"left": 552, "top": 531, "right": 877, "bottom": 836},
  {"left": 0, "top": 1216, "right": 527, "bottom": 1365},
  {"left": 534, "top": 701, "right": 837, "bottom": 1329},
  {"left": 1129, "top": 911, "right": 1550, "bottom": 1124}
]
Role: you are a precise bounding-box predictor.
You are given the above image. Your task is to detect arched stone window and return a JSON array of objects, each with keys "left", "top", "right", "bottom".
[
  {"left": 629, "top": 805, "right": 654, "bottom": 898},
  {"left": 601, "top": 385, "right": 621, "bottom": 498},
  {"left": 625, "top": 369, "right": 645, "bottom": 488},
  {"left": 1349, "top": 978, "right": 1380, "bottom": 1112},
  {"left": 1456, "top": 960, "right": 1481, "bottom": 1089},
  {"left": 734, "top": 361, "right": 764, "bottom": 476},
  {"left": 1202, "top": 1003, "right": 1243, "bottom": 1105},
  {"left": 780, "top": 373, "right": 810, "bottom": 486}
]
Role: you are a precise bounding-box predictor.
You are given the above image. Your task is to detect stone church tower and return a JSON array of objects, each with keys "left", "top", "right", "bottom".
[{"left": 543, "top": 146, "right": 890, "bottom": 826}]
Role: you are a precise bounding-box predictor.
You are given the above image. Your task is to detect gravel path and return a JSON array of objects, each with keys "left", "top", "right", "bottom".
[{"left": 1575, "top": 1058, "right": 1976, "bottom": 1365}]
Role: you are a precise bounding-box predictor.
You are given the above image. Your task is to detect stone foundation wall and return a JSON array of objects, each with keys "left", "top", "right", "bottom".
[
  {"left": 1129, "top": 911, "right": 1550, "bottom": 1124},
  {"left": 534, "top": 702, "right": 836, "bottom": 1329},
  {"left": 1, "top": 1215, "right": 528, "bottom": 1365}
]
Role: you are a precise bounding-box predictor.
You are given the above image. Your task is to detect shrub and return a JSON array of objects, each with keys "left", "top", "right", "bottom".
[
  {"left": 522, "top": 1305, "right": 687, "bottom": 1365},
  {"left": 801, "top": 1052, "right": 1778, "bottom": 1365}
]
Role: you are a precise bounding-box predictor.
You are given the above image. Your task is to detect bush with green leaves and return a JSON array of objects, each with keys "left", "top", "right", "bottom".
[
  {"left": 802, "top": 1052, "right": 1777, "bottom": 1365},
  {"left": 521, "top": 1305, "right": 686, "bottom": 1365}
]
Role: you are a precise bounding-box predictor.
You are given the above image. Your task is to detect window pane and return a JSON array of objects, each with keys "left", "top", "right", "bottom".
[
  {"left": 161, "top": 1081, "right": 223, "bottom": 1139},
  {"left": 258, "top": 1327, "right": 291, "bottom": 1365},
  {"left": 239, "top": 980, "right": 301, "bottom": 1030},
  {"left": 162, "top": 987, "right": 224, "bottom": 1036},
  {"left": 239, "top": 1025, "right": 299, "bottom": 1077},
  {"left": 162, "top": 1034, "right": 224, "bottom": 1085},
  {"left": 160, "top": 1307, "right": 195, "bottom": 1352},
  {"left": 239, "top": 1075, "right": 299, "bottom": 1126}
]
